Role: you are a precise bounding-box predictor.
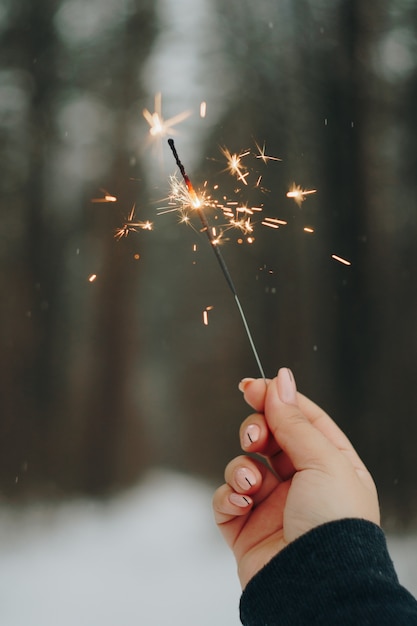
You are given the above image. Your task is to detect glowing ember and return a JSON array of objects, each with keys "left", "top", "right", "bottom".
[
  {"left": 203, "top": 305, "right": 214, "bottom": 326},
  {"left": 254, "top": 140, "right": 282, "bottom": 163},
  {"left": 287, "top": 183, "right": 317, "bottom": 207},
  {"left": 262, "top": 217, "right": 287, "bottom": 229},
  {"left": 91, "top": 189, "right": 117, "bottom": 203},
  {"left": 220, "top": 146, "right": 250, "bottom": 185},
  {"left": 88, "top": 274, "right": 97, "bottom": 282},
  {"left": 143, "top": 92, "right": 191, "bottom": 138},
  {"left": 332, "top": 254, "right": 351, "bottom": 266},
  {"left": 114, "top": 204, "right": 153, "bottom": 240}
]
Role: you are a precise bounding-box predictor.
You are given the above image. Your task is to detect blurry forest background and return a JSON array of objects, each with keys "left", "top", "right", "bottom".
[{"left": 1, "top": 0, "right": 417, "bottom": 530}]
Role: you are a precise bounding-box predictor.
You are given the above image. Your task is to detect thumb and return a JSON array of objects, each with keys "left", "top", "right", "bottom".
[{"left": 265, "top": 368, "right": 337, "bottom": 471}]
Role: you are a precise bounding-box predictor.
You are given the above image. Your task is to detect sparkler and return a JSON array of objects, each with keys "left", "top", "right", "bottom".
[{"left": 168, "top": 138, "right": 266, "bottom": 380}]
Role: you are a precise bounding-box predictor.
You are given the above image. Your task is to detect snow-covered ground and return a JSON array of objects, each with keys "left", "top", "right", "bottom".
[
  {"left": 0, "top": 472, "right": 241, "bottom": 626},
  {"left": 0, "top": 471, "right": 416, "bottom": 626}
]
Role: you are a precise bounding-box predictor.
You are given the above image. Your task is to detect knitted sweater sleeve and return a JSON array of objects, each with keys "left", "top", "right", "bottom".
[{"left": 239, "top": 518, "right": 417, "bottom": 625}]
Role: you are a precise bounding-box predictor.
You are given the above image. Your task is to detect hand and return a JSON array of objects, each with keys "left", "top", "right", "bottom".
[{"left": 212, "top": 368, "right": 380, "bottom": 589}]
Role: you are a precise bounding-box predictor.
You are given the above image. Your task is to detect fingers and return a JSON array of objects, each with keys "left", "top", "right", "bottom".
[
  {"left": 212, "top": 483, "right": 253, "bottom": 527},
  {"left": 238, "top": 377, "right": 270, "bottom": 413},
  {"left": 239, "top": 413, "right": 296, "bottom": 480},
  {"left": 213, "top": 455, "right": 280, "bottom": 528}
]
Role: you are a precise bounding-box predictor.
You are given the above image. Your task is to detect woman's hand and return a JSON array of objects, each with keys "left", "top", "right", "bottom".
[{"left": 212, "top": 368, "right": 380, "bottom": 589}]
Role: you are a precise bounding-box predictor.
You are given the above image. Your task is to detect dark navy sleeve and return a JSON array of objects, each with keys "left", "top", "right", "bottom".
[{"left": 240, "top": 518, "right": 417, "bottom": 625}]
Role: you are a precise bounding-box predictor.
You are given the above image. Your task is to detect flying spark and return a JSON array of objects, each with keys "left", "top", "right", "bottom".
[
  {"left": 221, "top": 146, "right": 250, "bottom": 185},
  {"left": 203, "top": 305, "right": 214, "bottom": 326},
  {"left": 254, "top": 140, "right": 282, "bottom": 163},
  {"left": 143, "top": 92, "right": 191, "bottom": 138},
  {"left": 91, "top": 189, "right": 117, "bottom": 203},
  {"left": 114, "top": 204, "right": 153, "bottom": 240},
  {"left": 287, "top": 183, "right": 317, "bottom": 207},
  {"left": 332, "top": 254, "right": 351, "bottom": 266}
]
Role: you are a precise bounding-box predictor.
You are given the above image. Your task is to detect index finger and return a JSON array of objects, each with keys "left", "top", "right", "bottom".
[{"left": 239, "top": 377, "right": 270, "bottom": 412}]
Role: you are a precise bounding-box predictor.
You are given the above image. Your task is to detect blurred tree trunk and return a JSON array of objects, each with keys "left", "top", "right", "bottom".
[
  {"left": 0, "top": 2, "right": 157, "bottom": 498},
  {"left": 350, "top": 2, "right": 417, "bottom": 526}
]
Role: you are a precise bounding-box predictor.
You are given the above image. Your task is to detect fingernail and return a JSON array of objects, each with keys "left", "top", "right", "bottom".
[
  {"left": 243, "top": 424, "right": 260, "bottom": 447},
  {"left": 238, "top": 378, "right": 255, "bottom": 393},
  {"left": 229, "top": 493, "right": 251, "bottom": 508},
  {"left": 276, "top": 368, "right": 297, "bottom": 404},
  {"left": 235, "top": 467, "right": 257, "bottom": 491}
]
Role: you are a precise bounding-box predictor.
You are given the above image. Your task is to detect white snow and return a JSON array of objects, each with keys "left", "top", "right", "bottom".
[
  {"left": 0, "top": 471, "right": 416, "bottom": 626},
  {"left": 0, "top": 471, "right": 241, "bottom": 626}
]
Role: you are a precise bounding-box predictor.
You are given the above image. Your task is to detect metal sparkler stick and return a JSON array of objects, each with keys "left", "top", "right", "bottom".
[{"left": 168, "top": 138, "right": 266, "bottom": 380}]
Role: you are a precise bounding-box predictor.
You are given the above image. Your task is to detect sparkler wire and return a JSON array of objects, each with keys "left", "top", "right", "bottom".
[{"left": 168, "top": 138, "right": 266, "bottom": 380}]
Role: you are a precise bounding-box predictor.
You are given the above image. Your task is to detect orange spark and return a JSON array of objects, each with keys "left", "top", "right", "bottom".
[
  {"left": 221, "top": 146, "right": 250, "bottom": 185},
  {"left": 91, "top": 189, "right": 117, "bottom": 203},
  {"left": 332, "top": 254, "right": 351, "bottom": 266},
  {"left": 203, "top": 305, "right": 214, "bottom": 326},
  {"left": 143, "top": 92, "right": 191, "bottom": 138},
  {"left": 88, "top": 274, "right": 97, "bottom": 282},
  {"left": 262, "top": 217, "right": 288, "bottom": 228},
  {"left": 287, "top": 183, "right": 317, "bottom": 207},
  {"left": 114, "top": 204, "right": 153, "bottom": 240},
  {"left": 254, "top": 140, "right": 282, "bottom": 163}
]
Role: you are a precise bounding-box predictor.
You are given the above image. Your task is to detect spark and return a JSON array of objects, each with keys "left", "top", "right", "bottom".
[
  {"left": 220, "top": 146, "right": 250, "bottom": 185},
  {"left": 332, "top": 254, "right": 351, "bottom": 266},
  {"left": 262, "top": 217, "right": 288, "bottom": 229},
  {"left": 228, "top": 217, "right": 254, "bottom": 235},
  {"left": 287, "top": 183, "right": 317, "bottom": 207},
  {"left": 304, "top": 227, "right": 315, "bottom": 233},
  {"left": 114, "top": 204, "right": 153, "bottom": 240},
  {"left": 91, "top": 189, "right": 117, "bottom": 203},
  {"left": 88, "top": 274, "right": 97, "bottom": 282},
  {"left": 262, "top": 220, "right": 279, "bottom": 229},
  {"left": 200, "top": 101, "right": 207, "bottom": 118},
  {"left": 203, "top": 305, "right": 214, "bottom": 326},
  {"left": 143, "top": 92, "right": 191, "bottom": 139},
  {"left": 254, "top": 140, "right": 282, "bottom": 163}
]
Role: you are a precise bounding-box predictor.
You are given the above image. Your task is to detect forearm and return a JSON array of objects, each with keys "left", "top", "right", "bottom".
[{"left": 240, "top": 519, "right": 417, "bottom": 626}]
